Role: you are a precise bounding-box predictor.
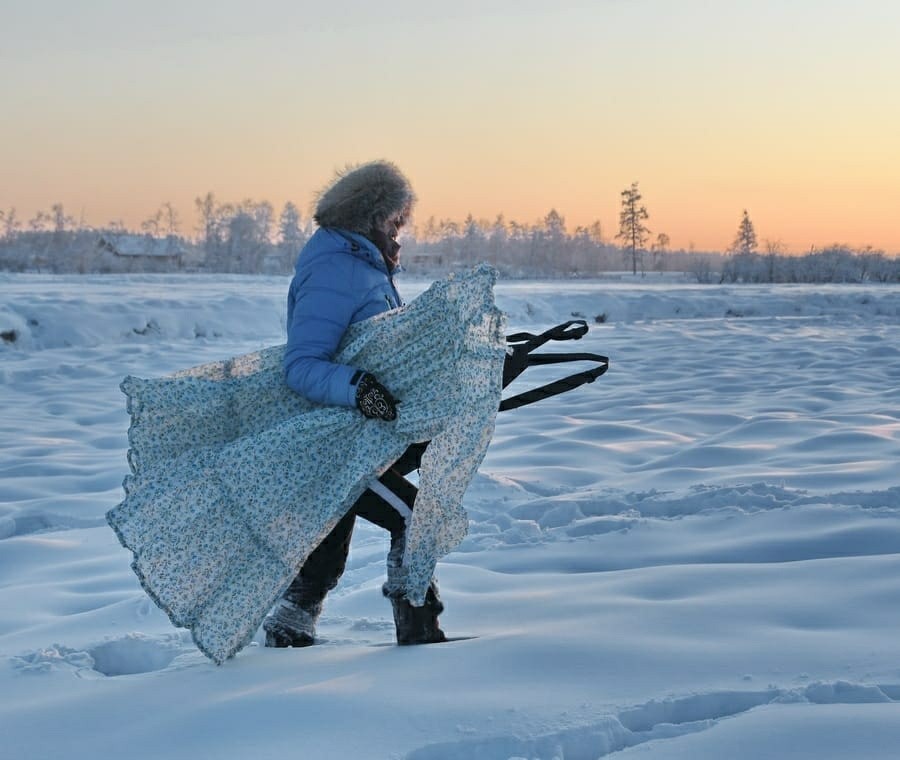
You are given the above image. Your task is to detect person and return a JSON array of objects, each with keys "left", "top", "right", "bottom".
[{"left": 263, "top": 160, "right": 447, "bottom": 648}]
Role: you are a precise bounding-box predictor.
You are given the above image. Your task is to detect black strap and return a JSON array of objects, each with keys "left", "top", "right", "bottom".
[
  {"left": 503, "top": 320, "right": 590, "bottom": 388},
  {"left": 499, "top": 351, "right": 608, "bottom": 411},
  {"left": 500, "top": 319, "right": 609, "bottom": 412},
  {"left": 505, "top": 319, "right": 589, "bottom": 349},
  {"left": 392, "top": 321, "right": 608, "bottom": 476}
]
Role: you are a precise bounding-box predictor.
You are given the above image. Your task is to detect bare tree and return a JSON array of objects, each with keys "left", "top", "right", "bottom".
[
  {"left": 195, "top": 192, "right": 219, "bottom": 248},
  {"left": 616, "top": 182, "right": 650, "bottom": 275},
  {"left": 764, "top": 238, "right": 785, "bottom": 282},
  {"left": 0, "top": 208, "right": 15, "bottom": 241},
  {"left": 651, "top": 232, "right": 670, "bottom": 271},
  {"left": 29, "top": 210, "right": 51, "bottom": 232},
  {"left": 50, "top": 203, "right": 75, "bottom": 234},
  {"left": 161, "top": 202, "right": 180, "bottom": 237},
  {"left": 141, "top": 209, "right": 163, "bottom": 236},
  {"left": 508, "top": 220, "right": 528, "bottom": 242}
]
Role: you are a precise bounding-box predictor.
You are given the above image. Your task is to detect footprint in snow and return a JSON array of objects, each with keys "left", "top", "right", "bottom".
[{"left": 10, "top": 633, "right": 190, "bottom": 677}]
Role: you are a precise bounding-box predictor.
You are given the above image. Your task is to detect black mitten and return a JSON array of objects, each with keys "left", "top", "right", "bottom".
[{"left": 354, "top": 372, "right": 399, "bottom": 421}]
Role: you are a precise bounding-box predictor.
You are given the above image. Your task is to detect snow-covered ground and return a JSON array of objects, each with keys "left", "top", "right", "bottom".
[{"left": 2, "top": 271, "right": 899, "bottom": 759}]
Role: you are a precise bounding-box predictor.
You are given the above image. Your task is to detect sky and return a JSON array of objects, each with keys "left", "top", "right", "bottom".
[{"left": 2, "top": 0, "right": 899, "bottom": 253}]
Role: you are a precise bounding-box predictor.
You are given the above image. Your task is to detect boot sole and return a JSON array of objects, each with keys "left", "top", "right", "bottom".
[{"left": 265, "top": 631, "right": 315, "bottom": 648}]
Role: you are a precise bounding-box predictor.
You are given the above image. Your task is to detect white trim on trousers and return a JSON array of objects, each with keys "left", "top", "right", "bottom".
[{"left": 367, "top": 478, "right": 413, "bottom": 521}]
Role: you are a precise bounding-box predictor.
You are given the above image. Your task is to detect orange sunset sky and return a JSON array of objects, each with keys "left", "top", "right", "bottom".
[{"left": 2, "top": 0, "right": 899, "bottom": 253}]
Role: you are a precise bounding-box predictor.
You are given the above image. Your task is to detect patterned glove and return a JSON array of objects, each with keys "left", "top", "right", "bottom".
[{"left": 354, "top": 372, "right": 399, "bottom": 421}]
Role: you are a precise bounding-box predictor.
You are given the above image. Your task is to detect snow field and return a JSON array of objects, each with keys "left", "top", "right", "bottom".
[{"left": 1, "top": 272, "right": 899, "bottom": 759}]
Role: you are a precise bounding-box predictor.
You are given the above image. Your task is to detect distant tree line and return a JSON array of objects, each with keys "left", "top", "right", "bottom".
[
  {"left": 718, "top": 246, "right": 898, "bottom": 283},
  {"left": 401, "top": 208, "right": 718, "bottom": 279},
  {"left": 1, "top": 191, "right": 898, "bottom": 283},
  {"left": 718, "top": 209, "right": 899, "bottom": 283},
  {"left": 0, "top": 197, "right": 311, "bottom": 275}
]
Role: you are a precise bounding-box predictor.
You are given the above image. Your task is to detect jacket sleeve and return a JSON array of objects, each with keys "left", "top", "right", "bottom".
[{"left": 283, "top": 262, "right": 360, "bottom": 407}]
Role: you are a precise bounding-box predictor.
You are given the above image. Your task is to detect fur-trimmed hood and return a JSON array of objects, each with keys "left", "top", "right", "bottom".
[{"left": 312, "top": 161, "right": 416, "bottom": 236}]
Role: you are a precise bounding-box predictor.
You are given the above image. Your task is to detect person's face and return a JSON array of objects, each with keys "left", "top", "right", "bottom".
[{"left": 379, "top": 212, "right": 405, "bottom": 241}]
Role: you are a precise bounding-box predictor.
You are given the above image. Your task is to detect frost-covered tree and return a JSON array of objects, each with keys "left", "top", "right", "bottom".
[
  {"left": 439, "top": 218, "right": 461, "bottom": 238},
  {"left": 861, "top": 249, "right": 899, "bottom": 283},
  {"left": 543, "top": 208, "right": 566, "bottom": 242},
  {"left": 651, "top": 232, "right": 670, "bottom": 272},
  {"left": 278, "top": 202, "right": 305, "bottom": 249},
  {"left": 489, "top": 213, "right": 507, "bottom": 246},
  {"left": 419, "top": 216, "right": 437, "bottom": 243},
  {"left": 534, "top": 209, "right": 567, "bottom": 274},
  {"left": 195, "top": 192, "right": 220, "bottom": 250},
  {"left": 460, "top": 214, "right": 485, "bottom": 266},
  {"left": 485, "top": 214, "right": 507, "bottom": 268},
  {"left": 251, "top": 200, "right": 274, "bottom": 245},
  {"left": 216, "top": 200, "right": 273, "bottom": 272},
  {"left": 194, "top": 192, "right": 271, "bottom": 271},
  {"left": 616, "top": 182, "right": 650, "bottom": 275},
  {"left": 731, "top": 210, "right": 758, "bottom": 255}
]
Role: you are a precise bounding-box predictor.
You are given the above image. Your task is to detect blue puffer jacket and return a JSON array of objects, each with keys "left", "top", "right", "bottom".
[{"left": 284, "top": 227, "right": 403, "bottom": 407}]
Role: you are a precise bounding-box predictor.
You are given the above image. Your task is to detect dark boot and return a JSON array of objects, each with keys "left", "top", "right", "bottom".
[
  {"left": 389, "top": 581, "right": 447, "bottom": 645},
  {"left": 264, "top": 512, "right": 355, "bottom": 648},
  {"left": 264, "top": 598, "right": 321, "bottom": 648}
]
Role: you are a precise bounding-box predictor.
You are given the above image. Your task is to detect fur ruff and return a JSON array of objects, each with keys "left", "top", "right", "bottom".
[{"left": 313, "top": 160, "right": 416, "bottom": 235}]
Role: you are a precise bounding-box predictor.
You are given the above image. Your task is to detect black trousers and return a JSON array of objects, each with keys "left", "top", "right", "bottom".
[
  {"left": 281, "top": 465, "right": 420, "bottom": 609},
  {"left": 284, "top": 342, "right": 526, "bottom": 610}
]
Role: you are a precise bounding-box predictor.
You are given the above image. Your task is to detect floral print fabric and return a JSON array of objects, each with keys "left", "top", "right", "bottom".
[{"left": 107, "top": 265, "right": 507, "bottom": 664}]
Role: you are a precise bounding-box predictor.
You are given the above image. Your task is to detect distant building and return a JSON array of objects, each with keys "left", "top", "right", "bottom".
[
  {"left": 96, "top": 234, "right": 189, "bottom": 271},
  {"left": 402, "top": 248, "right": 445, "bottom": 272}
]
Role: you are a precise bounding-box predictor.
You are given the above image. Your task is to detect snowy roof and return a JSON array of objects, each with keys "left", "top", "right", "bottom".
[{"left": 97, "top": 234, "right": 185, "bottom": 258}]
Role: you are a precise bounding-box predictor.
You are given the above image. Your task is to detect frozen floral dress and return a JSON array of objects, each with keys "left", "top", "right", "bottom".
[{"left": 107, "top": 266, "right": 507, "bottom": 663}]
